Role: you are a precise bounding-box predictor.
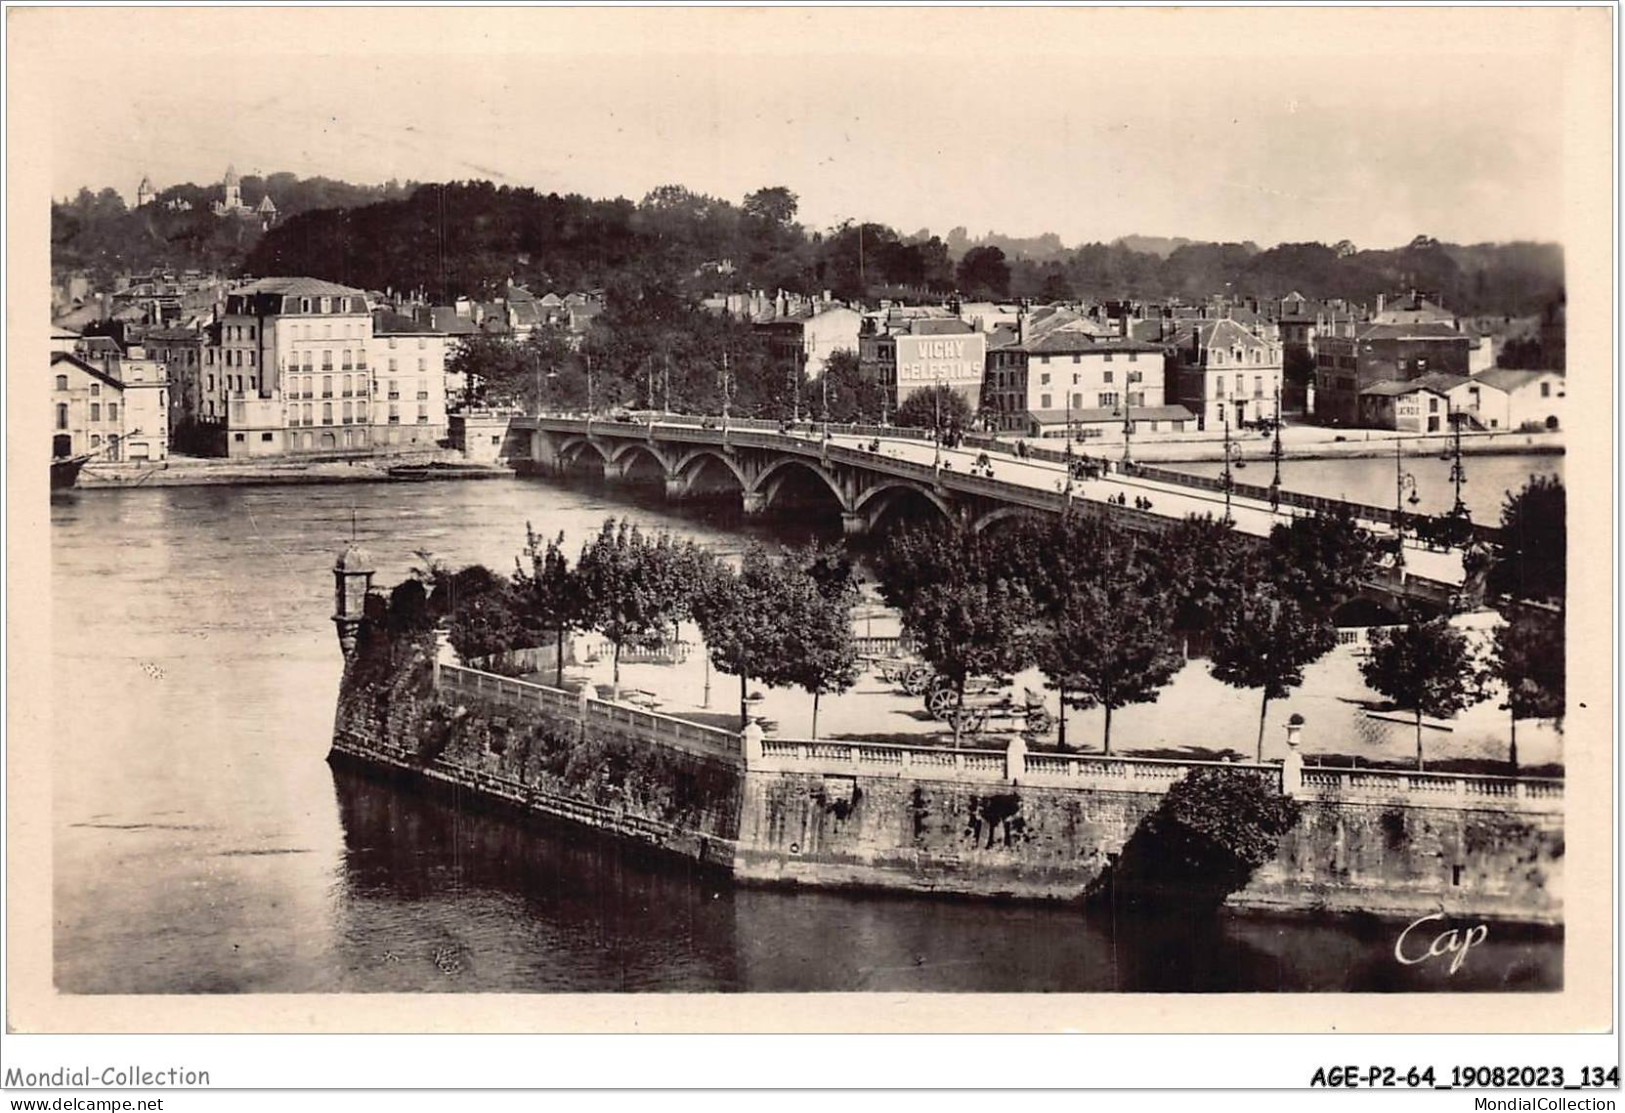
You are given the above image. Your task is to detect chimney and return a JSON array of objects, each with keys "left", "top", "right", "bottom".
[
  {"left": 1120, "top": 311, "right": 1131, "bottom": 340},
  {"left": 1377, "top": 293, "right": 1386, "bottom": 315},
  {"left": 1017, "top": 309, "right": 1027, "bottom": 346}
]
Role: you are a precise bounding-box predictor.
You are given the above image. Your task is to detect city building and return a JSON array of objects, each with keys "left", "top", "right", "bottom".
[
  {"left": 753, "top": 299, "right": 863, "bottom": 380},
  {"left": 51, "top": 352, "right": 125, "bottom": 460},
  {"left": 1167, "top": 317, "right": 1283, "bottom": 430},
  {"left": 1469, "top": 369, "right": 1566, "bottom": 431},
  {"left": 141, "top": 327, "right": 206, "bottom": 437},
  {"left": 1313, "top": 320, "right": 1472, "bottom": 426},
  {"left": 206, "top": 277, "right": 376, "bottom": 456},
  {"left": 859, "top": 314, "right": 986, "bottom": 413},
  {"left": 115, "top": 346, "right": 171, "bottom": 462},
  {"left": 1355, "top": 379, "right": 1453, "bottom": 433},
  {"left": 980, "top": 308, "right": 1176, "bottom": 433},
  {"left": 368, "top": 311, "right": 452, "bottom": 446}
]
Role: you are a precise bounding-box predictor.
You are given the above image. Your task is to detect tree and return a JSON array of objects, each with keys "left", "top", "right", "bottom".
[
  {"left": 956, "top": 245, "right": 1011, "bottom": 298},
  {"left": 1489, "top": 606, "right": 1564, "bottom": 769},
  {"left": 894, "top": 384, "right": 972, "bottom": 437},
  {"left": 574, "top": 519, "right": 701, "bottom": 691},
  {"left": 1360, "top": 616, "right": 1480, "bottom": 770},
  {"left": 781, "top": 545, "right": 862, "bottom": 738},
  {"left": 1153, "top": 514, "right": 1255, "bottom": 650},
  {"left": 1033, "top": 542, "right": 1183, "bottom": 753},
  {"left": 443, "top": 568, "right": 526, "bottom": 674},
  {"left": 693, "top": 544, "right": 835, "bottom": 728},
  {"left": 1207, "top": 584, "right": 1338, "bottom": 760},
  {"left": 811, "top": 348, "right": 887, "bottom": 424},
  {"left": 1038, "top": 270, "right": 1076, "bottom": 303},
  {"left": 515, "top": 525, "right": 584, "bottom": 688},
  {"left": 872, "top": 525, "right": 1034, "bottom": 744},
  {"left": 1488, "top": 475, "right": 1565, "bottom": 603},
  {"left": 742, "top": 186, "right": 798, "bottom": 231},
  {"left": 1266, "top": 509, "right": 1377, "bottom": 617}
]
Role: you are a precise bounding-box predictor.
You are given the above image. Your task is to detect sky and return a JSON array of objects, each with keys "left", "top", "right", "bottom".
[{"left": 25, "top": 6, "right": 1598, "bottom": 251}]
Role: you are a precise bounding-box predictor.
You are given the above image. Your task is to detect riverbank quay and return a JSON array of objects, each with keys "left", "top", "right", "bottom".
[
  {"left": 75, "top": 451, "right": 514, "bottom": 489},
  {"left": 331, "top": 628, "right": 1564, "bottom": 925}
]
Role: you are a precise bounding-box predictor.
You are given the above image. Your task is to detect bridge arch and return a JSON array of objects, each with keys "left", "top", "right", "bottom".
[
  {"left": 557, "top": 436, "right": 612, "bottom": 472},
  {"left": 673, "top": 448, "right": 751, "bottom": 493},
  {"left": 854, "top": 479, "right": 957, "bottom": 534},
  {"left": 750, "top": 456, "right": 850, "bottom": 513},
  {"left": 609, "top": 440, "right": 672, "bottom": 483},
  {"left": 971, "top": 505, "right": 1052, "bottom": 536}
]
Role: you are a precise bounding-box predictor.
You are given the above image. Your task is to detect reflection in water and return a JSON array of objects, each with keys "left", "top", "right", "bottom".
[
  {"left": 51, "top": 478, "right": 1561, "bottom": 994},
  {"left": 329, "top": 767, "right": 1561, "bottom": 993}
]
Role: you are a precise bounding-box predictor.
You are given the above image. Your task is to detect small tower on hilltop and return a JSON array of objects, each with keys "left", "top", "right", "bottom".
[
  {"left": 136, "top": 174, "right": 155, "bottom": 209},
  {"left": 333, "top": 542, "right": 375, "bottom": 658}
]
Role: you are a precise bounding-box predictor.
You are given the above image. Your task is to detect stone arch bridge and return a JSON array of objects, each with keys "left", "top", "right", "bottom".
[{"left": 515, "top": 416, "right": 1468, "bottom": 614}]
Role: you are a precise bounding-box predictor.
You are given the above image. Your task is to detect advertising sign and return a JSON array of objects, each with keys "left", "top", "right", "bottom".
[{"left": 893, "top": 332, "right": 986, "bottom": 409}]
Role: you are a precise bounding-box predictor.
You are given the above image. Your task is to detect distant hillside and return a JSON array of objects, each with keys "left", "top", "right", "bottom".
[
  {"left": 53, "top": 173, "right": 1564, "bottom": 317},
  {"left": 51, "top": 173, "right": 417, "bottom": 284}
]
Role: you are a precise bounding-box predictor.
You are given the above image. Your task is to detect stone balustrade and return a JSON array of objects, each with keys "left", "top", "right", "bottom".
[{"left": 437, "top": 663, "right": 1560, "bottom": 813}]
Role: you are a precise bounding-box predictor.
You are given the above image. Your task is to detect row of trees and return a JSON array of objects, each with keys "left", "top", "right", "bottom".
[
  {"left": 415, "top": 476, "right": 1563, "bottom": 767},
  {"left": 432, "top": 520, "right": 861, "bottom": 737}
]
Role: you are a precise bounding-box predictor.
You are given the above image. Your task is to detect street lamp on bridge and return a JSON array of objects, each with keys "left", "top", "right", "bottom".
[
  {"left": 1220, "top": 412, "right": 1244, "bottom": 525},
  {"left": 1394, "top": 438, "right": 1421, "bottom": 569},
  {"left": 1268, "top": 383, "right": 1284, "bottom": 514}
]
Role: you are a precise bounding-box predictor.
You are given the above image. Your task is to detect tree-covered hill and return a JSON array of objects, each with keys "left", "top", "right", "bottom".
[{"left": 55, "top": 172, "right": 1563, "bottom": 317}]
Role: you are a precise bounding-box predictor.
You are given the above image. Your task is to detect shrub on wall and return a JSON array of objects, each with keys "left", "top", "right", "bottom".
[{"left": 1088, "top": 767, "right": 1302, "bottom": 912}]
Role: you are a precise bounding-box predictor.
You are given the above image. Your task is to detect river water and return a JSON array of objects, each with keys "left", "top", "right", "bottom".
[
  {"left": 1170, "top": 452, "right": 1563, "bottom": 523},
  {"left": 50, "top": 475, "right": 1560, "bottom": 994}
]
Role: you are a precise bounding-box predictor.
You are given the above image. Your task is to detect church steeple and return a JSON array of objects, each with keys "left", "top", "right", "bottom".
[
  {"left": 136, "top": 174, "right": 155, "bottom": 208},
  {"left": 221, "top": 164, "right": 242, "bottom": 211}
]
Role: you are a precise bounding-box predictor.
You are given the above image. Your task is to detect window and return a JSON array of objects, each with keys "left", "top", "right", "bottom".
[
  {"left": 322, "top": 375, "right": 333, "bottom": 398},
  {"left": 302, "top": 403, "right": 312, "bottom": 425},
  {"left": 109, "top": 403, "right": 118, "bottom": 420},
  {"left": 1128, "top": 352, "right": 1139, "bottom": 362},
  {"left": 55, "top": 375, "right": 69, "bottom": 391},
  {"left": 1212, "top": 350, "right": 1224, "bottom": 366},
  {"left": 1103, "top": 352, "right": 1114, "bottom": 362},
  {"left": 388, "top": 380, "right": 400, "bottom": 400},
  {"left": 261, "top": 432, "right": 274, "bottom": 442},
  {"left": 1540, "top": 382, "right": 1551, "bottom": 397},
  {"left": 388, "top": 337, "right": 397, "bottom": 350},
  {"left": 1039, "top": 373, "right": 1051, "bottom": 386},
  {"left": 303, "top": 352, "right": 313, "bottom": 372},
  {"left": 1103, "top": 370, "right": 1113, "bottom": 384},
  {"left": 1098, "top": 392, "right": 1118, "bottom": 408},
  {"left": 56, "top": 404, "right": 68, "bottom": 430},
  {"left": 418, "top": 358, "right": 427, "bottom": 374},
  {"left": 322, "top": 350, "right": 333, "bottom": 370},
  {"left": 247, "top": 351, "right": 255, "bottom": 368},
  {"left": 388, "top": 358, "right": 398, "bottom": 373},
  {"left": 418, "top": 337, "right": 427, "bottom": 350},
  {"left": 388, "top": 404, "right": 401, "bottom": 425},
  {"left": 300, "top": 298, "right": 311, "bottom": 313},
  {"left": 320, "top": 297, "right": 332, "bottom": 314},
  {"left": 90, "top": 403, "right": 101, "bottom": 421},
  {"left": 418, "top": 404, "right": 429, "bottom": 423},
  {"left": 91, "top": 434, "right": 101, "bottom": 447},
  {"left": 1072, "top": 354, "right": 1080, "bottom": 364},
  {"left": 322, "top": 402, "right": 333, "bottom": 425},
  {"left": 1254, "top": 376, "right": 1264, "bottom": 398},
  {"left": 249, "top": 325, "right": 256, "bottom": 341},
  {"left": 207, "top": 375, "right": 214, "bottom": 391},
  {"left": 234, "top": 433, "right": 246, "bottom": 443},
  {"left": 342, "top": 349, "right": 352, "bottom": 370},
  {"left": 1040, "top": 393, "right": 1052, "bottom": 409},
  {"left": 343, "top": 401, "right": 353, "bottom": 424},
  {"left": 343, "top": 374, "right": 352, "bottom": 397}
]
